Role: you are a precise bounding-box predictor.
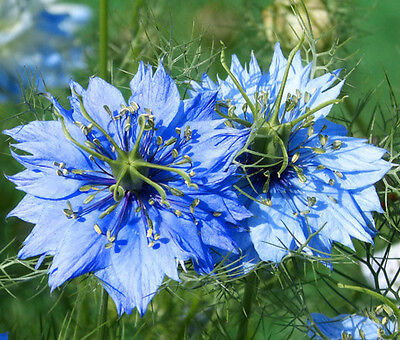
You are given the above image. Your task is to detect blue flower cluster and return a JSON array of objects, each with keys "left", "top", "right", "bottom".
[
  {"left": 308, "top": 313, "right": 395, "bottom": 339},
  {"left": 0, "top": 0, "right": 91, "bottom": 100},
  {"left": 6, "top": 42, "right": 391, "bottom": 315}
]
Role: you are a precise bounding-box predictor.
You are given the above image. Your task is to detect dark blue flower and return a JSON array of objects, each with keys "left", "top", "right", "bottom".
[
  {"left": 308, "top": 313, "right": 395, "bottom": 339},
  {"left": 0, "top": 333, "right": 7, "bottom": 340},
  {"left": 0, "top": 0, "right": 91, "bottom": 100},
  {"left": 5, "top": 62, "right": 250, "bottom": 315},
  {"left": 191, "top": 42, "right": 391, "bottom": 264}
]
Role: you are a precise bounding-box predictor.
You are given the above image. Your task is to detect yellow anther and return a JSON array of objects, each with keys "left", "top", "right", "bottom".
[
  {"left": 334, "top": 170, "right": 343, "bottom": 179},
  {"left": 130, "top": 102, "right": 139, "bottom": 112},
  {"left": 94, "top": 224, "right": 102, "bottom": 235},
  {"left": 332, "top": 140, "right": 343, "bottom": 150},
  {"left": 291, "top": 152, "right": 300, "bottom": 164},
  {"left": 105, "top": 242, "right": 114, "bottom": 249},
  {"left": 304, "top": 92, "right": 311, "bottom": 104},
  {"left": 312, "top": 147, "right": 326, "bottom": 154},
  {"left": 261, "top": 198, "right": 272, "bottom": 207},
  {"left": 300, "top": 209, "right": 310, "bottom": 216},
  {"left": 79, "top": 185, "right": 93, "bottom": 192},
  {"left": 328, "top": 196, "right": 338, "bottom": 203},
  {"left": 307, "top": 197, "right": 316, "bottom": 207}
]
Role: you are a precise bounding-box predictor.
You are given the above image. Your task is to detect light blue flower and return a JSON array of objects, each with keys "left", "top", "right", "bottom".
[
  {"left": 0, "top": 0, "right": 91, "bottom": 100},
  {"left": 191, "top": 43, "right": 343, "bottom": 125},
  {"left": 5, "top": 62, "right": 250, "bottom": 315},
  {"left": 308, "top": 313, "right": 395, "bottom": 339},
  {"left": 191, "top": 43, "right": 391, "bottom": 264}
]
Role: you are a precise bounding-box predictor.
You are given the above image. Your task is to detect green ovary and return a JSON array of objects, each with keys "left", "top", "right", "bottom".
[{"left": 110, "top": 154, "right": 149, "bottom": 193}]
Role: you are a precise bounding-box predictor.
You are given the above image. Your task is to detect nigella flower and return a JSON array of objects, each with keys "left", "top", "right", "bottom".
[
  {"left": 191, "top": 42, "right": 343, "bottom": 124},
  {"left": 5, "top": 62, "right": 250, "bottom": 315},
  {"left": 191, "top": 40, "right": 391, "bottom": 264},
  {"left": 0, "top": 0, "right": 91, "bottom": 100},
  {"left": 308, "top": 313, "right": 395, "bottom": 339}
]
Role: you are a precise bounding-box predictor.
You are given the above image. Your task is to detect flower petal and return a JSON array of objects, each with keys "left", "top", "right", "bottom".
[
  {"left": 309, "top": 313, "right": 395, "bottom": 339},
  {"left": 129, "top": 63, "right": 180, "bottom": 129}
]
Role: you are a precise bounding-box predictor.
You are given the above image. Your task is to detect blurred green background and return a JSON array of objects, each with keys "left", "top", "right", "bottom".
[{"left": 0, "top": 0, "right": 400, "bottom": 339}]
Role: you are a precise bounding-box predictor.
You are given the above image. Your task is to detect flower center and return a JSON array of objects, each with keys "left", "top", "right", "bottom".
[
  {"left": 110, "top": 155, "right": 149, "bottom": 193},
  {"left": 55, "top": 92, "right": 198, "bottom": 208},
  {"left": 251, "top": 124, "right": 292, "bottom": 167}
]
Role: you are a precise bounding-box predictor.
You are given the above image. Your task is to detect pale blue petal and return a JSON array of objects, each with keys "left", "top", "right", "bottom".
[
  {"left": 82, "top": 77, "right": 126, "bottom": 143},
  {"left": 309, "top": 313, "right": 395, "bottom": 339},
  {"left": 129, "top": 63, "right": 180, "bottom": 128}
]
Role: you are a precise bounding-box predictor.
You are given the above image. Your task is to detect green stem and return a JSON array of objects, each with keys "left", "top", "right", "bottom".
[
  {"left": 130, "top": 116, "right": 146, "bottom": 158},
  {"left": 285, "top": 98, "right": 345, "bottom": 128},
  {"left": 135, "top": 161, "right": 193, "bottom": 184},
  {"left": 256, "top": 125, "right": 289, "bottom": 177},
  {"left": 215, "top": 107, "right": 252, "bottom": 128},
  {"left": 119, "top": 0, "right": 142, "bottom": 71},
  {"left": 57, "top": 113, "right": 116, "bottom": 165},
  {"left": 269, "top": 34, "right": 305, "bottom": 125},
  {"left": 275, "top": 133, "right": 289, "bottom": 178},
  {"left": 113, "top": 167, "right": 127, "bottom": 201},
  {"left": 77, "top": 96, "right": 125, "bottom": 156},
  {"left": 236, "top": 272, "right": 258, "bottom": 340},
  {"left": 131, "top": 167, "right": 168, "bottom": 203},
  {"left": 338, "top": 283, "right": 400, "bottom": 322},
  {"left": 220, "top": 45, "right": 257, "bottom": 117},
  {"left": 99, "top": 0, "right": 108, "bottom": 80},
  {"left": 98, "top": 288, "right": 109, "bottom": 340},
  {"left": 233, "top": 184, "right": 263, "bottom": 205}
]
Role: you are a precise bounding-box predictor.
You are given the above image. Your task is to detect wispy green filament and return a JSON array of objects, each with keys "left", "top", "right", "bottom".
[
  {"left": 269, "top": 34, "right": 305, "bottom": 125},
  {"left": 76, "top": 95, "right": 125, "bottom": 157},
  {"left": 56, "top": 112, "right": 116, "bottom": 165},
  {"left": 220, "top": 43, "right": 257, "bottom": 117}
]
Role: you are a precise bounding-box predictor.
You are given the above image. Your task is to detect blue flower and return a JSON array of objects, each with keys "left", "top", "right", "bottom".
[
  {"left": 308, "top": 313, "right": 395, "bottom": 339},
  {"left": 0, "top": 0, "right": 91, "bottom": 100},
  {"left": 5, "top": 62, "right": 250, "bottom": 315},
  {"left": 192, "top": 43, "right": 343, "bottom": 124},
  {"left": 191, "top": 42, "right": 391, "bottom": 264},
  {"left": 0, "top": 333, "right": 7, "bottom": 340}
]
